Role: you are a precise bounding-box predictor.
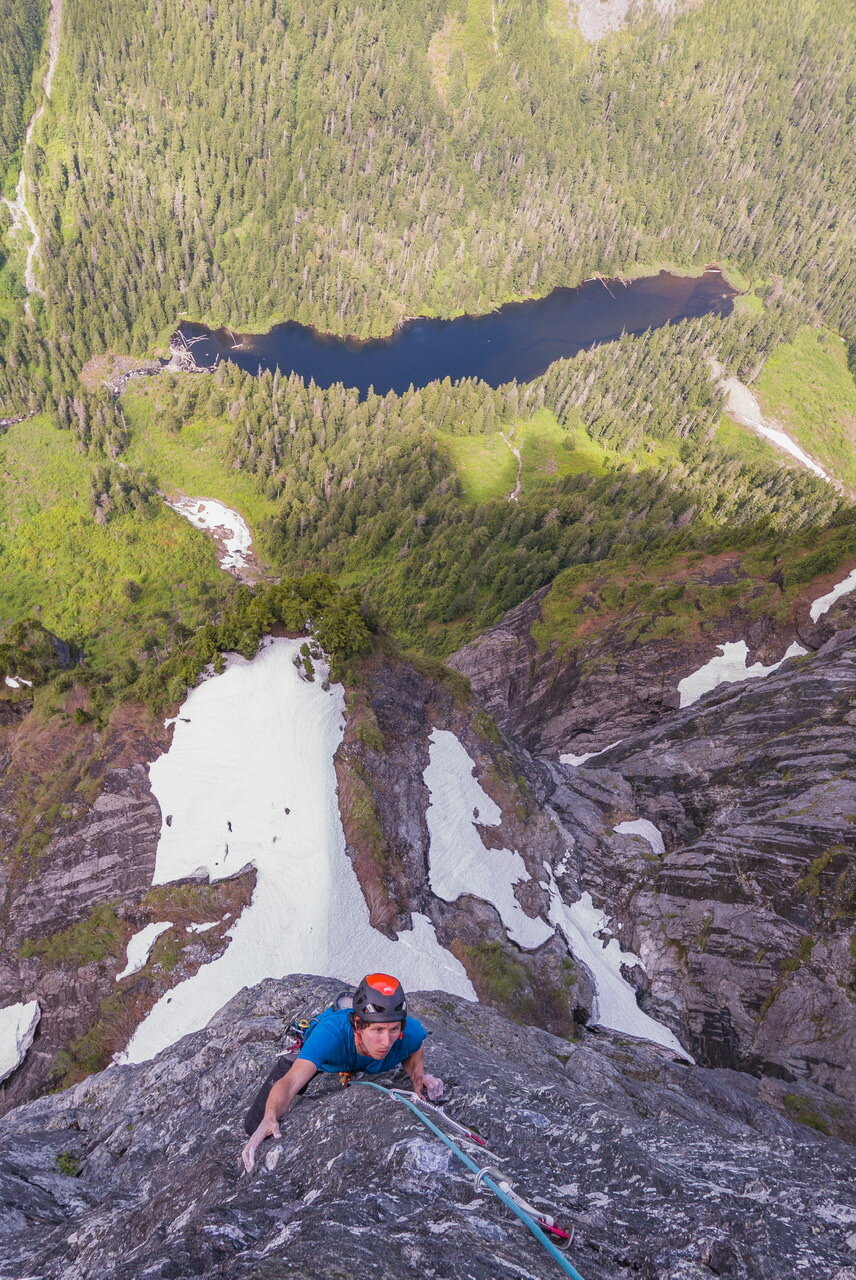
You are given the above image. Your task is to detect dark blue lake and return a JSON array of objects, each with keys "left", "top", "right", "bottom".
[{"left": 176, "top": 269, "right": 735, "bottom": 397}]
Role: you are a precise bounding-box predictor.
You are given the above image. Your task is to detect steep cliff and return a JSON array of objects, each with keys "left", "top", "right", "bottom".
[
  {"left": 546, "top": 623, "right": 856, "bottom": 1098},
  {"left": 1, "top": 976, "right": 854, "bottom": 1280},
  {"left": 3, "top": 607, "right": 853, "bottom": 1121},
  {"left": 0, "top": 705, "right": 254, "bottom": 1112},
  {"left": 449, "top": 553, "right": 856, "bottom": 758},
  {"left": 336, "top": 653, "right": 595, "bottom": 1038}
]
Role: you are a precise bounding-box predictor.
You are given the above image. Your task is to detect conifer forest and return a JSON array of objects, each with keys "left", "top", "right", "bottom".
[{"left": 0, "top": 0, "right": 854, "bottom": 698}]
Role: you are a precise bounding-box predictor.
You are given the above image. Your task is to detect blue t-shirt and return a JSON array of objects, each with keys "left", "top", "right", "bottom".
[{"left": 297, "top": 1008, "right": 428, "bottom": 1075}]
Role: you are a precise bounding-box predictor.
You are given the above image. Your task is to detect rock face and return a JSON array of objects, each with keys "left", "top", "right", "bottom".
[
  {"left": 0, "top": 709, "right": 253, "bottom": 1113},
  {"left": 336, "top": 655, "right": 597, "bottom": 1038},
  {"left": 3, "top": 607, "right": 853, "bottom": 1128},
  {"left": 541, "top": 624, "right": 856, "bottom": 1100},
  {"left": 1, "top": 975, "right": 855, "bottom": 1280},
  {"left": 449, "top": 561, "right": 856, "bottom": 759}
]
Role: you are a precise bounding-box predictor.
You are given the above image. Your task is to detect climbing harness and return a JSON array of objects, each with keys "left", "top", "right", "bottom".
[{"left": 352, "top": 1080, "right": 585, "bottom": 1280}]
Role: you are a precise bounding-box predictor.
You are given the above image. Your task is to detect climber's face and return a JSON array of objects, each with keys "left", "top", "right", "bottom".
[{"left": 354, "top": 1020, "right": 403, "bottom": 1059}]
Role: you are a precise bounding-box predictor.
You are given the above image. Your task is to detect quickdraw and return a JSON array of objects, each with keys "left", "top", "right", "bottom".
[
  {"left": 283, "top": 1017, "right": 310, "bottom": 1054},
  {"left": 473, "top": 1165, "right": 574, "bottom": 1249},
  {"left": 388, "top": 1089, "right": 501, "bottom": 1157},
  {"left": 352, "top": 1080, "right": 585, "bottom": 1280}
]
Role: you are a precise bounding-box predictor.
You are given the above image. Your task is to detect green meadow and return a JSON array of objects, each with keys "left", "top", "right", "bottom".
[
  {"left": 0, "top": 415, "right": 235, "bottom": 673},
  {"left": 755, "top": 328, "right": 856, "bottom": 489}
]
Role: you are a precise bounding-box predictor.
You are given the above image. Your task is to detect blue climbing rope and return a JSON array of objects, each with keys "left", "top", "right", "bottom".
[{"left": 351, "top": 1080, "right": 587, "bottom": 1280}]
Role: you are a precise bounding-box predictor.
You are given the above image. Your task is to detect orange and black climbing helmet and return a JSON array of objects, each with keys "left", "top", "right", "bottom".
[{"left": 352, "top": 973, "right": 407, "bottom": 1025}]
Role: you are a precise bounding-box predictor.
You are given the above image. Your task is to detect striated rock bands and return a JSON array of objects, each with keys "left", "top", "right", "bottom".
[{"left": 546, "top": 626, "right": 856, "bottom": 1099}]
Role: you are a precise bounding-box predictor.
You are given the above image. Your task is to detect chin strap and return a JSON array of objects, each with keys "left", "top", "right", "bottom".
[{"left": 351, "top": 1080, "right": 585, "bottom": 1280}]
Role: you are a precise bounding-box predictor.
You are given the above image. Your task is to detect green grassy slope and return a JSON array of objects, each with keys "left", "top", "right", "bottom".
[
  {"left": 0, "top": 415, "right": 235, "bottom": 673},
  {"left": 121, "top": 380, "right": 277, "bottom": 533},
  {"left": 532, "top": 525, "right": 856, "bottom": 659},
  {"left": 754, "top": 329, "right": 856, "bottom": 487}
]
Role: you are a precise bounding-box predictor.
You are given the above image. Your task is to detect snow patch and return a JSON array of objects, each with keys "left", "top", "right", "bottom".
[
  {"left": 810, "top": 567, "right": 856, "bottom": 622},
  {"left": 678, "top": 640, "right": 807, "bottom": 708},
  {"left": 544, "top": 870, "right": 691, "bottom": 1059},
  {"left": 0, "top": 1000, "right": 41, "bottom": 1083},
  {"left": 714, "top": 361, "right": 831, "bottom": 482},
  {"left": 613, "top": 820, "right": 665, "bottom": 855},
  {"left": 574, "top": 0, "right": 677, "bottom": 42},
  {"left": 424, "top": 729, "right": 553, "bottom": 949},
  {"left": 560, "top": 740, "right": 622, "bottom": 766},
  {"left": 4, "top": 675, "right": 33, "bottom": 689},
  {"left": 120, "top": 639, "right": 474, "bottom": 1064},
  {"left": 186, "top": 921, "right": 218, "bottom": 934},
  {"left": 115, "top": 922, "right": 174, "bottom": 981},
  {"left": 167, "top": 497, "right": 253, "bottom": 575}
]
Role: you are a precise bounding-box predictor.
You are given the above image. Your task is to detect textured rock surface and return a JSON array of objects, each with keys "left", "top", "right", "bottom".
[
  {"left": 450, "top": 565, "right": 856, "bottom": 759},
  {"left": 0, "top": 709, "right": 253, "bottom": 1113},
  {"left": 1, "top": 975, "right": 855, "bottom": 1280},
  {"left": 3, "top": 608, "right": 854, "bottom": 1122},
  {"left": 336, "top": 655, "right": 596, "bottom": 1037},
  {"left": 543, "top": 625, "right": 856, "bottom": 1099}
]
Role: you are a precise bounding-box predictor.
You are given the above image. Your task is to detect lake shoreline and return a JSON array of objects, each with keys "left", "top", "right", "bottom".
[
  {"left": 173, "top": 261, "right": 738, "bottom": 348},
  {"left": 171, "top": 267, "right": 738, "bottom": 398}
]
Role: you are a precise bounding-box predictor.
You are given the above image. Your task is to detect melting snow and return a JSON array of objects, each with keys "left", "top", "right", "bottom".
[
  {"left": 186, "top": 921, "right": 218, "bottom": 934},
  {"left": 4, "top": 675, "right": 33, "bottom": 689},
  {"left": 613, "top": 820, "right": 665, "bottom": 855},
  {"left": 678, "top": 640, "right": 807, "bottom": 708},
  {"left": 115, "top": 922, "right": 174, "bottom": 981},
  {"left": 0, "top": 1000, "right": 40, "bottom": 1083},
  {"left": 167, "top": 497, "right": 253, "bottom": 575},
  {"left": 560, "top": 740, "right": 622, "bottom": 766},
  {"left": 714, "top": 362, "right": 831, "bottom": 482},
  {"left": 810, "top": 567, "right": 856, "bottom": 622},
  {"left": 544, "top": 870, "right": 690, "bottom": 1059},
  {"left": 120, "top": 639, "right": 474, "bottom": 1064},
  {"left": 424, "top": 729, "right": 553, "bottom": 949},
  {"left": 422, "top": 729, "right": 686, "bottom": 1054}
]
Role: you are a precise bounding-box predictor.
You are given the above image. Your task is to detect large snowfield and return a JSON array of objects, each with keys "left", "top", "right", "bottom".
[
  {"left": 425, "top": 729, "right": 553, "bottom": 950},
  {"left": 121, "top": 639, "right": 474, "bottom": 1064}
]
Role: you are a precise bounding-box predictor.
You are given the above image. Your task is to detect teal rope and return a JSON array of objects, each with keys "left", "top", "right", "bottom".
[{"left": 351, "top": 1080, "right": 586, "bottom": 1280}]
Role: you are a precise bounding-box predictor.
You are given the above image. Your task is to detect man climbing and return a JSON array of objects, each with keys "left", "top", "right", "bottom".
[{"left": 241, "top": 973, "right": 444, "bottom": 1172}]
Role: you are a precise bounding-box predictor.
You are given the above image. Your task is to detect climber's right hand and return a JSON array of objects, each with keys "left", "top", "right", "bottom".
[{"left": 241, "top": 1115, "right": 281, "bottom": 1173}]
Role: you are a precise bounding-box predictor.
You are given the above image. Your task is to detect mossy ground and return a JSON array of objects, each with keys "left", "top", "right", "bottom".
[
  {"left": 19, "top": 903, "right": 124, "bottom": 966},
  {"left": 531, "top": 525, "right": 856, "bottom": 658},
  {"left": 439, "top": 408, "right": 614, "bottom": 504}
]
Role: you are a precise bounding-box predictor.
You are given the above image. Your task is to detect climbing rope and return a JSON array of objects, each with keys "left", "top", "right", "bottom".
[
  {"left": 387, "top": 1088, "right": 502, "bottom": 1158},
  {"left": 351, "top": 1080, "right": 586, "bottom": 1280}
]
